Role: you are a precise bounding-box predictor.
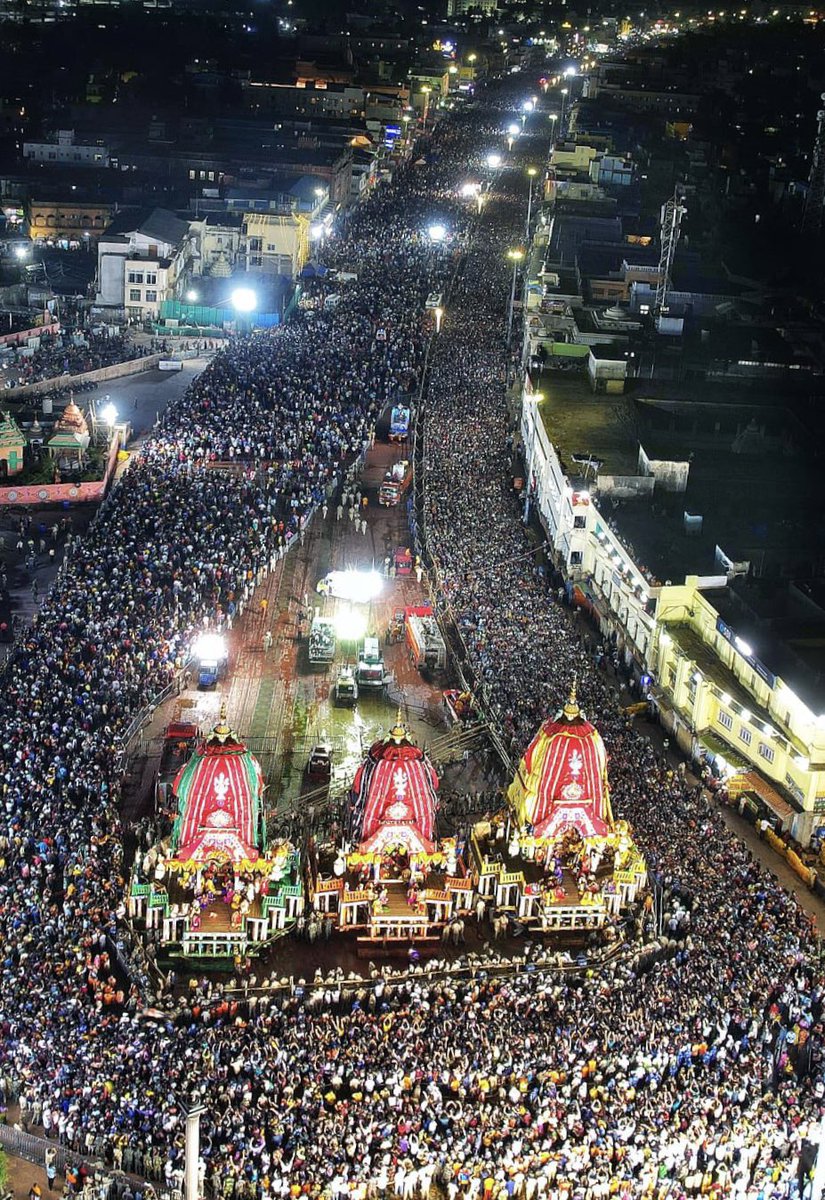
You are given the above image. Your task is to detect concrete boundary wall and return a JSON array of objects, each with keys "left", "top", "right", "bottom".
[{"left": 2, "top": 353, "right": 163, "bottom": 402}]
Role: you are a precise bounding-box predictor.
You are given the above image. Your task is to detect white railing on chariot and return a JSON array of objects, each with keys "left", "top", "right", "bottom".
[
  {"left": 182, "top": 931, "right": 249, "bottom": 957},
  {"left": 369, "top": 915, "right": 430, "bottom": 939},
  {"left": 539, "top": 906, "right": 606, "bottom": 931}
]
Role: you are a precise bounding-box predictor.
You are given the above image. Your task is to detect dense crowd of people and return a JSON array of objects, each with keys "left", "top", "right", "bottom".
[
  {"left": 0, "top": 83, "right": 818, "bottom": 1200},
  {"left": 420, "top": 104, "right": 825, "bottom": 1198},
  {"left": 1, "top": 330, "right": 146, "bottom": 388}
]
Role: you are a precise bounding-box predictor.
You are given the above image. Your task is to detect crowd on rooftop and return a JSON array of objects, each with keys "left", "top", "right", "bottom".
[
  {"left": 0, "top": 83, "right": 818, "bottom": 1200},
  {"left": 1, "top": 331, "right": 146, "bottom": 388}
]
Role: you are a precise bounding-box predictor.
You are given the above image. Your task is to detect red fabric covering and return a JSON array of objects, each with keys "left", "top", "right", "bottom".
[
  {"left": 174, "top": 739, "right": 261, "bottom": 863},
  {"left": 517, "top": 717, "right": 611, "bottom": 839},
  {"left": 355, "top": 741, "right": 438, "bottom": 849}
]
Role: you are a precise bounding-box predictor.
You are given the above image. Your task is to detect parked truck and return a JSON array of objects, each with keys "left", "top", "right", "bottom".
[
  {"left": 406, "top": 611, "right": 447, "bottom": 673},
  {"left": 379, "top": 459, "right": 412, "bottom": 507},
  {"left": 309, "top": 615, "right": 336, "bottom": 665},
  {"left": 389, "top": 404, "right": 411, "bottom": 442},
  {"left": 356, "top": 636, "right": 385, "bottom": 689}
]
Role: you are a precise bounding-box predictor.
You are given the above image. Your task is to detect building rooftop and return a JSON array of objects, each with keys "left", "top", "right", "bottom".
[
  {"left": 536, "top": 375, "right": 825, "bottom": 593},
  {"left": 105, "top": 205, "right": 189, "bottom": 245}
]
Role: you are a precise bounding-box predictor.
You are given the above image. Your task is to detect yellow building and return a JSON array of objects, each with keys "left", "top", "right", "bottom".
[
  {"left": 549, "top": 144, "right": 599, "bottom": 176},
  {"left": 652, "top": 578, "right": 825, "bottom": 843},
  {"left": 29, "top": 198, "right": 114, "bottom": 244},
  {"left": 242, "top": 213, "right": 311, "bottom": 278}
]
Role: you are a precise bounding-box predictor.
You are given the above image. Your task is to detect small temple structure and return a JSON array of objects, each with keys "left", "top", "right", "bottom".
[
  {"left": 309, "top": 713, "right": 473, "bottom": 947},
  {"left": 128, "top": 706, "right": 303, "bottom": 959},
  {"left": 47, "top": 399, "right": 90, "bottom": 472},
  {"left": 0, "top": 412, "right": 25, "bottom": 476},
  {"left": 471, "top": 683, "right": 646, "bottom": 934}
]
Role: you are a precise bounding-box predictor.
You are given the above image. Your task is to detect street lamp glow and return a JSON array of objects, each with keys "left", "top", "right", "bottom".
[
  {"left": 230, "top": 287, "right": 257, "bottom": 314},
  {"left": 317, "top": 569, "right": 383, "bottom": 604},
  {"left": 527, "top": 166, "right": 538, "bottom": 177},
  {"left": 427, "top": 223, "right": 447, "bottom": 243},
  {"left": 563, "top": 65, "right": 577, "bottom": 76},
  {"left": 13, "top": 245, "right": 28, "bottom": 260},
  {"left": 460, "top": 182, "right": 480, "bottom": 197},
  {"left": 335, "top": 610, "right": 368, "bottom": 642},
  {"left": 434, "top": 305, "right": 443, "bottom": 333},
  {"left": 508, "top": 122, "right": 520, "bottom": 136},
  {"left": 486, "top": 152, "right": 502, "bottom": 169},
  {"left": 101, "top": 402, "right": 117, "bottom": 427},
  {"left": 507, "top": 248, "right": 525, "bottom": 262},
  {"left": 310, "top": 222, "right": 326, "bottom": 239},
  {"left": 185, "top": 289, "right": 199, "bottom": 303},
  {"left": 192, "top": 632, "right": 228, "bottom": 662},
  {"left": 314, "top": 186, "right": 326, "bottom": 198}
]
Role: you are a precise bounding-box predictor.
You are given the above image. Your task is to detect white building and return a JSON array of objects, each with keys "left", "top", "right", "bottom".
[
  {"left": 520, "top": 390, "right": 655, "bottom": 664},
  {"left": 96, "top": 207, "right": 193, "bottom": 318},
  {"left": 23, "top": 129, "right": 109, "bottom": 168}
]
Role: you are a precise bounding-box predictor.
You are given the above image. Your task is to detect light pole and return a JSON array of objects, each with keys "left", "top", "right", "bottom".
[
  {"left": 526, "top": 167, "right": 538, "bottom": 239},
  {"left": 421, "top": 85, "right": 431, "bottom": 132},
  {"left": 506, "top": 248, "right": 524, "bottom": 349},
  {"left": 560, "top": 87, "right": 568, "bottom": 134},
  {"left": 185, "top": 1106, "right": 205, "bottom": 1200},
  {"left": 434, "top": 306, "right": 443, "bottom": 333},
  {"left": 548, "top": 112, "right": 558, "bottom": 142}
]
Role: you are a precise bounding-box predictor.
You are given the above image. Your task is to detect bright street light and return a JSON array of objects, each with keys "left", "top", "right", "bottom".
[
  {"left": 506, "top": 248, "right": 525, "bottom": 347},
  {"left": 192, "top": 632, "right": 228, "bottom": 662},
  {"left": 317, "top": 569, "right": 383, "bottom": 604},
  {"left": 13, "top": 245, "right": 28, "bottom": 260},
  {"left": 335, "top": 610, "right": 367, "bottom": 643},
  {"left": 486, "top": 152, "right": 502, "bottom": 169},
  {"left": 310, "top": 222, "right": 326, "bottom": 239},
  {"left": 427, "top": 223, "right": 447, "bottom": 243},
  {"left": 508, "top": 122, "right": 520, "bottom": 136},
  {"left": 434, "top": 306, "right": 443, "bottom": 333},
  {"left": 230, "top": 287, "right": 257, "bottom": 314},
  {"left": 101, "top": 402, "right": 117, "bottom": 427},
  {"left": 185, "top": 289, "right": 199, "bottom": 303},
  {"left": 526, "top": 166, "right": 539, "bottom": 238}
]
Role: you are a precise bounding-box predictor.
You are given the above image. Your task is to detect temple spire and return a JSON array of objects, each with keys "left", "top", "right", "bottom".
[
  {"left": 208, "top": 700, "right": 234, "bottom": 744},
  {"left": 562, "top": 679, "right": 580, "bottom": 722},
  {"left": 389, "top": 707, "right": 410, "bottom": 744}
]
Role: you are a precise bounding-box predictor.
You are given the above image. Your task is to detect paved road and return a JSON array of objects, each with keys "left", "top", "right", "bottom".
[{"left": 83, "top": 356, "right": 208, "bottom": 442}]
